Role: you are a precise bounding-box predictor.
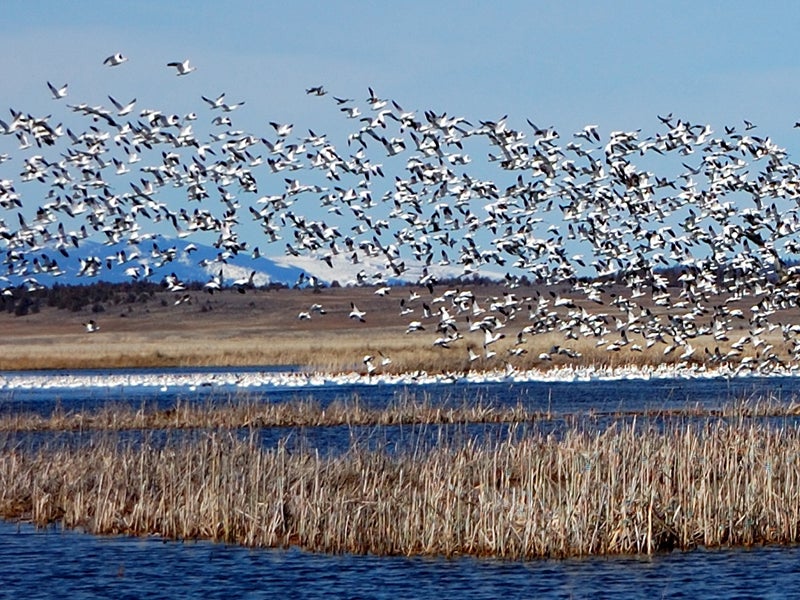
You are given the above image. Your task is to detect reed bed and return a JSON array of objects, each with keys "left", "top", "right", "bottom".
[
  {"left": 0, "top": 395, "right": 537, "bottom": 432},
  {"left": 4, "top": 413, "right": 800, "bottom": 558},
  {"left": 3, "top": 394, "right": 798, "bottom": 433}
]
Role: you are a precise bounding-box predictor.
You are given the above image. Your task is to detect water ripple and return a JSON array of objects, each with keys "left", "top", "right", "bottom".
[{"left": 3, "top": 522, "right": 800, "bottom": 599}]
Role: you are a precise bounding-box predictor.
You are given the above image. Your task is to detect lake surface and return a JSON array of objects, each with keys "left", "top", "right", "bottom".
[
  {"left": 2, "top": 368, "right": 800, "bottom": 597},
  {"left": 3, "top": 368, "right": 800, "bottom": 454},
  {"left": 2, "top": 521, "right": 799, "bottom": 599},
  {"left": 3, "top": 366, "right": 800, "bottom": 416}
]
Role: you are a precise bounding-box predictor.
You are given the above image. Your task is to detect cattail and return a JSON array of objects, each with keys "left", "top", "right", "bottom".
[{"left": 2, "top": 402, "right": 800, "bottom": 558}]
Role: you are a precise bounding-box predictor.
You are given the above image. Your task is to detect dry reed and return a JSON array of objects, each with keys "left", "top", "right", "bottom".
[
  {"left": 0, "top": 394, "right": 536, "bottom": 432},
  {"left": 3, "top": 394, "right": 798, "bottom": 433},
  {"left": 3, "top": 411, "right": 800, "bottom": 558}
]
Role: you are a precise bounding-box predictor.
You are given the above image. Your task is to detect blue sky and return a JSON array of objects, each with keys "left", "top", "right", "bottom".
[
  {"left": 2, "top": 0, "right": 800, "bottom": 281},
  {"left": 3, "top": 1, "right": 799, "bottom": 140}
]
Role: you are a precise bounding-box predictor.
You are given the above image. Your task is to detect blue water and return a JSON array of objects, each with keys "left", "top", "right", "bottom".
[
  {"left": 1, "top": 521, "right": 799, "bottom": 599},
  {"left": 3, "top": 370, "right": 800, "bottom": 455},
  {"left": 2, "top": 369, "right": 800, "bottom": 597},
  {"left": 2, "top": 370, "right": 798, "bottom": 458},
  {"left": 2, "top": 369, "right": 799, "bottom": 416}
]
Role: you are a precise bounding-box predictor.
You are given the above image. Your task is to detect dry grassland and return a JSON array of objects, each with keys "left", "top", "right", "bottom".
[{"left": 0, "top": 284, "right": 789, "bottom": 373}]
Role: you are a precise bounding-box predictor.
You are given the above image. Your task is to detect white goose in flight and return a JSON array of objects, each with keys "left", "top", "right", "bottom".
[
  {"left": 349, "top": 302, "right": 366, "bottom": 322},
  {"left": 167, "top": 59, "right": 196, "bottom": 76},
  {"left": 103, "top": 53, "right": 128, "bottom": 66},
  {"left": 46, "top": 82, "right": 68, "bottom": 100},
  {"left": 231, "top": 270, "right": 256, "bottom": 293},
  {"left": 108, "top": 95, "right": 137, "bottom": 116}
]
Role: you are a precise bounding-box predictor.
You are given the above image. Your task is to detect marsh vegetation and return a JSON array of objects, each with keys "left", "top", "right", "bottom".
[{"left": 2, "top": 396, "right": 800, "bottom": 558}]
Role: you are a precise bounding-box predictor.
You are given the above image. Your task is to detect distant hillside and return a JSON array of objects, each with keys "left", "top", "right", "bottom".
[
  {"left": 8, "top": 238, "right": 306, "bottom": 288},
  {"left": 7, "top": 238, "right": 500, "bottom": 290}
]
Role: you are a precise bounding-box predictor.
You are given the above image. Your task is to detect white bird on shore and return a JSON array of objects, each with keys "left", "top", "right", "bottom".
[
  {"left": 173, "top": 293, "right": 191, "bottom": 306},
  {"left": 83, "top": 319, "right": 99, "bottom": 333}
]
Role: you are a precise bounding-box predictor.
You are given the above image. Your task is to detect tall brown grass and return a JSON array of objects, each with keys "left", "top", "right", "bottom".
[
  {"left": 3, "top": 394, "right": 799, "bottom": 433},
  {"left": 3, "top": 411, "right": 800, "bottom": 558},
  {"left": 0, "top": 394, "right": 537, "bottom": 432}
]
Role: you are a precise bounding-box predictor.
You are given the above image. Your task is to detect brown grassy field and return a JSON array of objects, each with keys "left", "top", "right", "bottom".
[{"left": 0, "top": 283, "right": 787, "bottom": 373}]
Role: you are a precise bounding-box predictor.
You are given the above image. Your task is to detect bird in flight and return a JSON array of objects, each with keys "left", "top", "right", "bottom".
[
  {"left": 103, "top": 53, "right": 128, "bottom": 66},
  {"left": 46, "top": 82, "right": 68, "bottom": 100},
  {"left": 349, "top": 303, "right": 366, "bottom": 322},
  {"left": 108, "top": 95, "right": 137, "bottom": 116},
  {"left": 167, "top": 59, "right": 196, "bottom": 76},
  {"left": 1, "top": 52, "right": 800, "bottom": 380}
]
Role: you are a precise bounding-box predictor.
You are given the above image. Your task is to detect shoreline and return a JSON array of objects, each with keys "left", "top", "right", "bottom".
[{"left": 1, "top": 361, "right": 799, "bottom": 392}]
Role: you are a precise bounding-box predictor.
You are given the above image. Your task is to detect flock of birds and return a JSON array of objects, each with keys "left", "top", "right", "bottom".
[{"left": 4, "top": 52, "right": 800, "bottom": 374}]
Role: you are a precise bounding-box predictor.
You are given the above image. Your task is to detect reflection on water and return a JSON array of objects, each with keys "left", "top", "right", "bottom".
[{"left": 2, "top": 521, "right": 800, "bottom": 599}]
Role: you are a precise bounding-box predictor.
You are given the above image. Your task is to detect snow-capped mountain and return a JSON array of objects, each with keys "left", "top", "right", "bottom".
[
  {"left": 9, "top": 237, "right": 499, "bottom": 289},
  {"left": 11, "top": 239, "right": 305, "bottom": 288}
]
